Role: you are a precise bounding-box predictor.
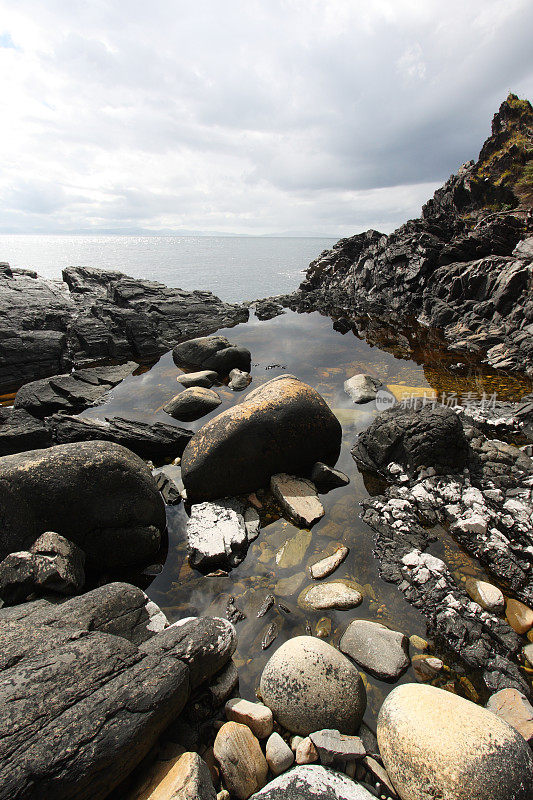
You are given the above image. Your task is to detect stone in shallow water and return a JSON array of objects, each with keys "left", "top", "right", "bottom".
[
  {"left": 275, "top": 529, "right": 312, "bottom": 569},
  {"left": 163, "top": 387, "right": 221, "bottom": 422},
  {"left": 259, "top": 636, "right": 366, "bottom": 735},
  {"left": 173, "top": 336, "right": 251, "bottom": 375},
  {"left": 464, "top": 577, "right": 504, "bottom": 613},
  {"left": 225, "top": 698, "right": 273, "bottom": 739},
  {"left": 178, "top": 369, "right": 219, "bottom": 388},
  {"left": 339, "top": 620, "right": 410, "bottom": 682},
  {"left": 248, "top": 764, "right": 377, "bottom": 799},
  {"left": 378, "top": 683, "right": 533, "bottom": 800},
  {"left": 187, "top": 498, "right": 259, "bottom": 571},
  {"left": 265, "top": 732, "right": 294, "bottom": 776},
  {"left": 213, "top": 722, "right": 268, "bottom": 800},
  {"left": 486, "top": 688, "right": 533, "bottom": 745},
  {"left": 344, "top": 373, "right": 381, "bottom": 404},
  {"left": 270, "top": 473, "right": 324, "bottom": 527},
  {"left": 309, "top": 545, "right": 349, "bottom": 579},
  {"left": 505, "top": 597, "right": 533, "bottom": 634},
  {"left": 310, "top": 462, "right": 350, "bottom": 493},
  {"left": 229, "top": 369, "right": 252, "bottom": 391},
  {"left": 298, "top": 581, "right": 363, "bottom": 611}
]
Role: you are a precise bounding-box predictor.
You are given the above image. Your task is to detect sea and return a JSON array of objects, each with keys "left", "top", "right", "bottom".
[{"left": 0, "top": 235, "right": 338, "bottom": 302}]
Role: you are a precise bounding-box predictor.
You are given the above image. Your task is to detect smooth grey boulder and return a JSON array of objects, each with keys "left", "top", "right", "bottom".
[
  {"left": 163, "top": 387, "right": 221, "bottom": 422},
  {"left": 310, "top": 462, "right": 350, "bottom": 493},
  {"left": 344, "top": 374, "right": 381, "bottom": 404},
  {"left": 178, "top": 369, "right": 219, "bottom": 388},
  {"left": 249, "top": 765, "right": 377, "bottom": 799},
  {"left": 229, "top": 369, "right": 252, "bottom": 391},
  {"left": 182, "top": 376, "right": 342, "bottom": 501},
  {"left": 340, "top": 620, "right": 410, "bottom": 682},
  {"left": 187, "top": 498, "right": 260, "bottom": 571},
  {"left": 0, "top": 441, "right": 166, "bottom": 567},
  {"left": 173, "top": 335, "right": 251, "bottom": 376},
  {"left": 47, "top": 414, "right": 192, "bottom": 461},
  {"left": 0, "top": 585, "right": 236, "bottom": 800},
  {"left": 0, "top": 532, "right": 85, "bottom": 605},
  {"left": 377, "top": 683, "right": 533, "bottom": 800},
  {"left": 259, "top": 636, "right": 366, "bottom": 735},
  {"left": 352, "top": 403, "right": 470, "bottom": 476}
]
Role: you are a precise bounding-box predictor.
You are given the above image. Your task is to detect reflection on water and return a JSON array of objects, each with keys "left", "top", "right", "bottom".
[{"left": 86, "top": 309, "right": 532, "bottom": 726}]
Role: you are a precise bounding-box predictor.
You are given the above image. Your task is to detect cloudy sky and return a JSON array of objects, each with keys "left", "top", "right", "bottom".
[{"left": 0, "top": 0, "right": 532, "bottom": 237}]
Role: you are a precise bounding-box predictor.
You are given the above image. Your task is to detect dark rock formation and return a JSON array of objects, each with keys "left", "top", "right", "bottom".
[
  {"left": 13, "top": 363, "right": 137, "bottom": 417},
  {"left": 172, "top": 335, "right": 251, "bottom": 375},
  {"left": 352, "top": 403, "right": 470, "bottom": 477},
  {"left": 0, "top": 265, "right": 248, "bottom": 395},
  {"left": 0, "top": 441, "right": 165, "bottom": 566},
  {"left": 0, "top": 582, "right": 236, "bottom": 800},
  {"left": 0, "top": 407, "right": 52, "bottom": 456},
  {"left": 181, "top": 375, "right": 342, "bottom": 501},
  {"left": 0, "top": 532, "right": 85, "bottom": 605},
  {"left": 290, "top": 95, "right": 533, "bottom": 376},
  {"left": 46, "top": 414, "right": 193, "bottom": 461}
]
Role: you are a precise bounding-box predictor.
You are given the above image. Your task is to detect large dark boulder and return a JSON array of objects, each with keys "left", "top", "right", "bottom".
[
  {"left": 173, "top": 335, "right": 251, "bottom": 375},
  {"left": 0, "top": 441, "right": 166, "bottom": 566},
  {"left": 0, "top": 582, "right": 236, "bottom": 800},
  {"left": 352, "top": 403, "right": 470, "bottom": 476},
  {"left": 181, "top": 376, "right": 342, "bottom": 501}
]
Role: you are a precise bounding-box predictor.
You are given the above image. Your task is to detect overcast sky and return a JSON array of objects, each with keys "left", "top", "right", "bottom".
[{"left": 0, "top": 0, "right": 532, "bottom": 237}]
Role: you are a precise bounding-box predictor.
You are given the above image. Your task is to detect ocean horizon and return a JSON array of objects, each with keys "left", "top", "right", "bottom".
[{"left": 0, "top": 234, "right": 338, "bottom": 303}]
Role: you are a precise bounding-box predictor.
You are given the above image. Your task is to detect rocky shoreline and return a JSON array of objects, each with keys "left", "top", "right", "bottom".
[{"left": 0, "top": 94, "right": 532, "bottom": 799}]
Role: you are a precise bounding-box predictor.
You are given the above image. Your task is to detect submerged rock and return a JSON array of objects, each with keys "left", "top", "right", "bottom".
[
  {"left": 378, "top": 683, "right": 533, "bottom": 800},
  {"left": 309, "top": 545, "right": 349, "bottom": 579},
  {"left": 173, "top": 335, "right": 251, "bottom": 376},
  {"left": 178, "top": 369, "right": 219, "bottom": 388},
  {"left": 270, "top": 473, "right": 324, "bottom": 527},
  {"left": 339, "top": 620, "right": 410, "bottom": 682},
  {"left": 0, "top": 441, "right": 166, "bottom": 567},
  {"left": 298, "top": 580, "right": 363, "bottom": 611},
  {"left": 344, "top": 373, "right": 381, "bottom": 404},
  {"left": 249, "top": 764, "right": 376, "bottom": 799},
  {"left": 259, "top": 636, "right": 366, "bottom": 735},
  {"left": 187, "top": 498, "right": 260, "bottom": 571},
  {"left": 163, "top": 387, "right": 221, "bottom": 421},
  {"left": 310, "top": 462, "right": 350, "bottom": 493},
  {"left": 505, "top": 597, "right": 533, "bottom": 634},
  {"left": 182, "top": 376, "right": 342, "bottom": 501}
]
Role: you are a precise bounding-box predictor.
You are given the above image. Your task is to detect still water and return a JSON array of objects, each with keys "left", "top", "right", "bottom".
[{"left": 84, "top": 307, "right": 533, "bottom": 726}]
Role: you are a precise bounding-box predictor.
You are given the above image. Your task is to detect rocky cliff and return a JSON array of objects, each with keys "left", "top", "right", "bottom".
[{"left": 294, "top": 94, "right": 533, "bottom": 376}]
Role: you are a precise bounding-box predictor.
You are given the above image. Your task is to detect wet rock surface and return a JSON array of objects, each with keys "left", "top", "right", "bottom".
[
  {"left": 270, "top": 474, "right": 324, "bottom": 528},
  {"left": 173, "top": 336, "right": 251, "bottom": 376},
  {"left": 0, "top": 441, "right": 166, "bottom": 567},
  {"left": 163, "top": 387, "right": 222, "bottom": 421},
  {"left": 0, "top": 583, "right": 236, "bottom": 800},
  {"left": 181, "top": 375, "right": 342, "bottom": 501},
  {"left": 0, "top": 265, "right": 248, "bottom": 395},
  {"left": 340, "top": 621, "right": 410, "bottom": 682}
]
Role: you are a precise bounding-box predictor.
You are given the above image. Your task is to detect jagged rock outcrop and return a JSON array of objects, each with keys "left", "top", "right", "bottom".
[
  {"left": 0, "top": 265, "right": 248, "bottom": 395},
  {"left": 291, "top": 94, "right": 533, "bottom": 376}
]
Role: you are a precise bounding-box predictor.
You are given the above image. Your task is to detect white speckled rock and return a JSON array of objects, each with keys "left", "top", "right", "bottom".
[
  {"left": 265, "top": 732, "right": 294, "bottom": 776},
  {"left": 249, "top": 764, "right": 377, "bottom": 799},
  {"left": 309, "top": 546, "right": 349, "bottom": 579},
  {"left": 259, "top": 636, "right": 366, "bottom": 735},
  {"left": 378, "top": 683, "right": 533, "bottom": 800},
  {"left": 225, "top": 698, "right": 273, "bottom": 739},
  {"left": 298, "top": 581, "right": 362, "bottom": 611}
]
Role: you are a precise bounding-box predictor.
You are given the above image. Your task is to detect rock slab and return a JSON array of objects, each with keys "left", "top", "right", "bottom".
[
  {"left": 270, "top": 473, "right": 324, "bottom": 527},
  {"left": 340, "top": 620, "right": 410, "bottom": 682}
]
